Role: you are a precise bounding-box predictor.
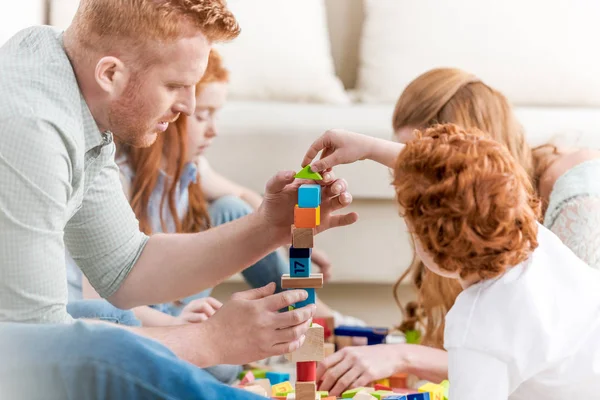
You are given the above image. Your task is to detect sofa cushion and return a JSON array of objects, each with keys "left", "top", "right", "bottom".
[
  {"left": 356, "top": 0, "right": 600, "bottom": 107},
  {"left": 216, "top": 0, "right": 349, "bottom": 104}
]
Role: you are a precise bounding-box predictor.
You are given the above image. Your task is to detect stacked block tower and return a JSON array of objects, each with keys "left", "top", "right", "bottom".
[{"left": 283, "top": 166, "right": 325, "bottom": 400}]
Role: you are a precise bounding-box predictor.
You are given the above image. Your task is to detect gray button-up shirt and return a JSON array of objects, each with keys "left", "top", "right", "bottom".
[{"left": 0, "top": 26, "right": 149, "bottom": 323}]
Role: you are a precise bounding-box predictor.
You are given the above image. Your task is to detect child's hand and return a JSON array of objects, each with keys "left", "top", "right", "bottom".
[
  {"left": 174, "top": 297, "right": 223, "bottom": 325},
  {"left": 302, "top": 129, "right": 377, "bottom": 172},
  {"left": 311, "top": 247, "right": 332, "bottom": 282},
  {"left": 200, "top": 282, "right": 317, "bottom": 365},
  {"left": 317, "top": 344, "right": 402, "bottom": 396}
]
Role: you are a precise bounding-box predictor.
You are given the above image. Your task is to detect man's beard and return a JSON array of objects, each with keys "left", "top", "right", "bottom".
[{"left": 106, "top": 78, "right": 158, "bottom": 148}]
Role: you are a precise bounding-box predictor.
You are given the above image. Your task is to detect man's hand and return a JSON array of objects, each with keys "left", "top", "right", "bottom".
[
  {"left": 173, "top": 297, "right": 223, "bottom": 325},
  {"left": 201, "top": 282, "right": 318, "bottom": 365},
  {"left": 257, "top": 170, "right": 358, "bottom": 242}
]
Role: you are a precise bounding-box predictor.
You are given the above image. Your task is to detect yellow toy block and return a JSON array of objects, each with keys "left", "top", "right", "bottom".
[
  {"left": 374, "top": 378, "right": 390, "bottom": 387},
  {"left": 272, "top": 381, "right": 294, "bottom": 397},
  {"left": 418, "top": 382, "right": 445, "bottom": 400}
]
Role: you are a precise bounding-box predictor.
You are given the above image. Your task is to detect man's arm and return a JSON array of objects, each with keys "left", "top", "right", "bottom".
[{"left": 0, "top": 117, "right": 72, "bottom": 322}]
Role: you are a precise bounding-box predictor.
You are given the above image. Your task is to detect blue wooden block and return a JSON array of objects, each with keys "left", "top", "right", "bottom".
[
  {"left": 383, "top": 396, "right": 407, "bottom": 400},
  {"left": 298, "top": 184, "right": 321, "bottom": 208},
  {"left": 265, "top": 371, "right": 289, "bottom": 385},
  {"left": 294, "top": 288, "right": 316, "bottom": 308},
  {"left": 407, "top": 393, "right": 430, "bottom": 400},
  {"left": 290, "top": 257, "right": 311, "bottom": 277},
  {"left": 289, "top": 247, "right": 311, "bottom": 259}
]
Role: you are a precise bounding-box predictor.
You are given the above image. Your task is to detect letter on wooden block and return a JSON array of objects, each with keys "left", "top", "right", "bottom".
[
  {"left": 294, "top": 205, "right": 319, "bottom": 228},
  {"left": 286, "top": 324, "right": 324, "bottom": 362},
  {"left": 281, "top": 274, "right": 323, "bottom": 289},
  {"left": 295, "top": 381, "right": 317, "bottom": 400},
  {"left": 292, "top": 226, "right": 315, "bottom": 249},
  {"left": 298, "top": 184, "right": 321, "bottom": 208}
]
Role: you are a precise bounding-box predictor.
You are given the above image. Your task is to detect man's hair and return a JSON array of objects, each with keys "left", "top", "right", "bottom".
[
  {"left": 393, "top": 123, "right": 541, "bottom": 281},
  {"left": 69, "top": 0, "right": 240, "bottom": 64}
]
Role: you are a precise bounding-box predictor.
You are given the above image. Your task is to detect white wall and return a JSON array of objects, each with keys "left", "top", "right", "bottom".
[{"left": 0, "top": 0, "right": 45, "bottom": 45}]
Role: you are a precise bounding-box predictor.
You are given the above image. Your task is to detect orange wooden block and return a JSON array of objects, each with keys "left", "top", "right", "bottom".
[
  {"left": 389, "top": 373, "right": 408, "bottom": 389},
  {"left": 292, "top": 226, "right": 314, "bottom": 248},
  {"left": 294, "top": 205, "right": 320, "bottom": 228}
]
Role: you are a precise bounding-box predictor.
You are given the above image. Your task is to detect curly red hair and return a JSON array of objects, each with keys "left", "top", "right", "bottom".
[{"left": 394, "top": 124, "right": 541, "bottom": 281}]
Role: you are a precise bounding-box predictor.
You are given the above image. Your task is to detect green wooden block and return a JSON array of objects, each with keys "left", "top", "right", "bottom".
[
  {"left": 317, "top": 391, "right": 329, "bottom": 396},
  {"left": 342, "top": 387, "right": 370, "bottom": 398},
  {"left": 439, "top": 380, "right": 450, "bottom": 400},
  {"left": 251, "top": 368, "right": 267, "bottom": 379},
  {"left": 295, "top": 165, "right": 323, "bottom": 180},
  {"left": 288, "top": 305, "right": 296, "bottom": 312},
  {"left": 405, "top": 329, "right": 421, "bottom": 344}
]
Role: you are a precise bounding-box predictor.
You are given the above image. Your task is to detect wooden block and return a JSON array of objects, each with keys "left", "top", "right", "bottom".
[
  {"left": 296, "top": 381, "right": 317, "bottom": 400},
  {"left": 242, "top": 384, "right": 268, "bottom": 397},
  {"left": 323, "top": 342, "right": 335, "bottom": 358},
  {"left": 292, "top": 226, "right": 315, "bottom": 249},
  {"left": 290, "top": 245, "right": 312, "bottom": 259},
  {"left": 389, "top": 373, "right": 408, "bottom": 389},
  {"left": 286, "top": 324, "right": 324, "bottom": 362},
  {"left": 374, "top": 383, "right": 391, "bottom": 391},
  {"left": 374, "top": 379, "right": 390, "bottom": 388},
  {"left": 296, "top": 361, "right": 317, "bottom": 382},
  {"left": 294, "top": 288, "right": 316, "bottom": 308},
  {"left": 342, "top": 387, "right": 375, "bottom": 398},
  {"left": 407, "top": 394, "right": 430, "bottom": 400},
  {"left": 295, "top": 165, "right": 323, "bottom": 180},
  {"left": 335, "top": 335, "right": 354, "bottom": 350},
  {"left": 289, "top": 257, "right": 311, "bottom": 277},
  {"left": 294, "top": 205, "right": 319, "bottom": 228},
  {"left": 266, "top": 371, "right": 290, "bottom": 385},
  {"left": 418, "top": 383, "right": 444, "bottom": 400},
  {"left": 240, "top": 370, "right": 255, "bottom": 385},
  {"left": 371, "top": 390, "right": 395, "bottom": 400},
  {"left": 253, "top": 379, "right": 271, "bottom": 396},
  {"left": 282, "top": 274, "right": 323, "bottom": 289},
  {"left": 272, "top": 381, "right": 294, "bottom": 396},
  {"left": 298, "top": 184, "right": 321, "bottom": 208},
  {"left": 354, "top": 392, "right": 378, "bottom": 400}
]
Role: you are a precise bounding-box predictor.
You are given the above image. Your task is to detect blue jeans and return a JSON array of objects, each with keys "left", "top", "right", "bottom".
[{"left": 0, "top": 321, "right": 265, "bottom": 400}]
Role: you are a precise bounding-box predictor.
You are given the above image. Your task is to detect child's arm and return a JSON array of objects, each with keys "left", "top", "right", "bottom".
[
  {"left": 199, "top": 156, "right": 263, "bottom": 209},
  {"left": 302, "top": 129, "right": 405, "bottom": 172}
]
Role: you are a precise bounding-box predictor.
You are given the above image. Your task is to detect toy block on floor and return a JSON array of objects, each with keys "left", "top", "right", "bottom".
[
  {"left": 295, "top": 165, "right": 323, "bottom": 180},
  {"left": 418, "top": 383, "right": 444, "bottom": 400},
  {"left": 388, "top": 373, "right": 408, "bottom": 389},
  {"left": 439, "top": 380, "right": 449, "bottom": 400},
  {"left": 294, "top": 288, "right": 316, "bottom": 308},
  {"left": 371, "top": 390, "right": 395, "bottom": 400},
  {"left": 381, "top": 396, "right": 407, "bottom": 400},
  {"left": 298, "top": 184, "right": 321, "bottom": 208},
  {"left": 342, "top": 387, "right": 375, "bottom": 398},
  {"left": 354, "top": 392, "right": 378, "bottom": 400},
  {"left": 286, "top": 323, "right": 324, "bottom": 362},
  {"left": 407, "top": 393, "right": 430, "bottom": 400},
  {"left": 282, "top": 273, "right": 323, "bottom": 289},
  {"left": 272, "top": 381, "right": 294, "bottom": 396},
  {"left": 374, "top": 384, "right": 392, "bottom": 391},
  {"left": 253, "top": 379, "right": 271, "bottom": 395},
  {"left": 374, "top": 378, "right": 390, "bottom": 388},
  {"left": 294, "top": 205, "right": 320, "bottom": 228},
  {"left": 296, "top": 361, "right": 317, "bottom": 382},
  {"left": 295, "top": 381, "right": 317, "bottom": 400},
  {"left": 267, "top": 372, "right": 291, "bottom": 385},
  {"left": 323, "top": 342, "right": 335, "bottom": 357},
  {"left": 292, "top": 226, "right": 315, "bottom": 249},
  {"left": 240, "top": 370, "right": 255, "bottom": 385},
  {"left": 242, "top": 384, "right": 268, "bottom": 397}
]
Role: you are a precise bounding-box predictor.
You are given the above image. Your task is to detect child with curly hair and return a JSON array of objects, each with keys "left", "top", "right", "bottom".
[{"left": 305, "top": 123, "right": 600, "bottom": 399}]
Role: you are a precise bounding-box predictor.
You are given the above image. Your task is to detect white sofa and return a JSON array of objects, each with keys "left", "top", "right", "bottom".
[{"left": 9, "top": 0, "right": 600, "bottom": 287}]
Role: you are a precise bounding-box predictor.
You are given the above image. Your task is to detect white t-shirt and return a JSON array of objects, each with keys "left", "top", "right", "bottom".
[{"left": 444, "top": 223, "right": 600, "bottom": 400}]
